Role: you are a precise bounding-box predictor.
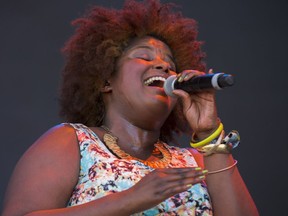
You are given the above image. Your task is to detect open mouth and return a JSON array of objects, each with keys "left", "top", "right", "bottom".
[{"left": 144, "top": 76, "right": 166, "bottom": 88}]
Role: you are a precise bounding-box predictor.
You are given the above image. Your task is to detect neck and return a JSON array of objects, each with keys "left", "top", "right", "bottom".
[{"left": 102, "top": 116, "right": 161, "bottom": 159}]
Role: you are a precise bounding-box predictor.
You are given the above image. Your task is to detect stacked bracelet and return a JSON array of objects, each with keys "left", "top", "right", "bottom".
[
  {"left": 190, "top": 122, "right": 240, "bottom": 156},
  {"left": 190, "top": 123, "right": 224, "bottom": 148}
]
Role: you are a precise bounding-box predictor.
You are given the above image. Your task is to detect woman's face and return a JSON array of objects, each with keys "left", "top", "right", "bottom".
[{"left": 108, "top": 36, "right": 178, "bottom": 129}]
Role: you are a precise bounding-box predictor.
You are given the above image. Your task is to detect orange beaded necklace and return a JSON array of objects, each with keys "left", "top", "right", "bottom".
[{"left": 101, "top": 126, "right": 171, "bottom": 168}]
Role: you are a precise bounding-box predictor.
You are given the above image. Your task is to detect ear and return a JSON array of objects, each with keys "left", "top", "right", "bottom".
[{"left": 100, "top": 80, "right": 112, "bottom": 93}]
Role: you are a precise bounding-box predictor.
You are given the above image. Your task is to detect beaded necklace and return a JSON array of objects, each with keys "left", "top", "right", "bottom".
[{"left": 101, "top": 126, "right": 171, "bottom": 168}]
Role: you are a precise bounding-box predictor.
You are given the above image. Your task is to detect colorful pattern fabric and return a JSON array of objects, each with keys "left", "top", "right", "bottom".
[{"left": 66, "top": 123, "right": 212, "bottom": 215}]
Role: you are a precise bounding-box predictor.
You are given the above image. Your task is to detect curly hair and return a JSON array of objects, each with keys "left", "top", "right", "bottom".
[{"left": 59, "top": 0, "right": 206, "bottom": 143}]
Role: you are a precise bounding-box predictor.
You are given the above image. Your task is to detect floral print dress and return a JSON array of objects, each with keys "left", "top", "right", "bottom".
[{"left": 66, "top": 123, "right": 212, "bottom": 216}]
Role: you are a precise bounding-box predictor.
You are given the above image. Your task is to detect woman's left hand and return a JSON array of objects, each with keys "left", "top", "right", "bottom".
[{"left": 172, "top": 69, "right": 219, "bottom": 139}]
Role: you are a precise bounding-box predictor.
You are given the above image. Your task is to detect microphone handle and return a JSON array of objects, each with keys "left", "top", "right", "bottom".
[{"left": 174, "top": 73, "right": 234, "bottom": 93}]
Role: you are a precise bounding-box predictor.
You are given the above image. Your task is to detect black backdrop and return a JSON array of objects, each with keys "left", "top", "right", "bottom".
[{"left": 1, "top": 1, "right": 287, "bottom": 215}]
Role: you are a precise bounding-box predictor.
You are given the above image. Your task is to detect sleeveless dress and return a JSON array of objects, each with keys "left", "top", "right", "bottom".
[{"left": 66, "top": 123, "right": 212, "bottom": 216}]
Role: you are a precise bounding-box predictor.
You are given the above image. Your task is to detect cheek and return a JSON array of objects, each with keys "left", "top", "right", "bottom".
[
  {"left": 116, "top": 61, "right": 149, "bottom": 84},
  {"left": 112, "top": 70, "right": 142, "bottom": 95},
  {"left": 117, "top": 72, "right": 140, "bottom": 90}
]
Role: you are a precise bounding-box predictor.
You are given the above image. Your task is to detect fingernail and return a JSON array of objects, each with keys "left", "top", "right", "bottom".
[
  {"left": 183, "top": 75, "right": 189, "bottom": 81},
  {"left": 202, "top": 170, "right": 208, "bottom": 174},
  {"left": 198, "top": 175, "right": 206, "bottom": 179},
  {"left": 177, "top": 76, "right": 184, "bottom": 82},
  {"left": 194, "top": 167, "right": 202, "bottom": 171},
  {"left": 186, "top": 184, "right": 193, "bottom": 188}
]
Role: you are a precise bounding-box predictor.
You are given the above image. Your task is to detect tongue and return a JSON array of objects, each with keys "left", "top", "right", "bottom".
[{"left": 149, "top": 80, "right": 164, "bottom": 87}]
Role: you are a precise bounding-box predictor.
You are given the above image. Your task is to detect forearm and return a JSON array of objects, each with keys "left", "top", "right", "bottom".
[
  {"left": 23, "top": 189, "right": 138, "bottom": 216},
  {"left": 204, "top": 154, "right": 259, "bottom": 216}
]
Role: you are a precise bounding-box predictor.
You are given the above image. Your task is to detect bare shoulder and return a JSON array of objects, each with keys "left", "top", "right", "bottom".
[
  {"left": 19, "top": 124, "right": 79, "bottom": 171},
  {"left": 2, "top": 124, "right": 80, "bottom": 215},
  {"left": 187, "top": 148, "right": 204, "bottom": 169}
]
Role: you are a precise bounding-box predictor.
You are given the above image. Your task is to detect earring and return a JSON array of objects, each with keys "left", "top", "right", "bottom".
[{"left": 104, "top": 80, "right": 110, "bottom": 86}]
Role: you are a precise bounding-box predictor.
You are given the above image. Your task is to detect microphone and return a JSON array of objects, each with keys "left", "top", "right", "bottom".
[{"left": 164, "top": 73, "right": 234, "bottom": 97}]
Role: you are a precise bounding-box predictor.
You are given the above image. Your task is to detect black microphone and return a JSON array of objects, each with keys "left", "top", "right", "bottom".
[{"left": 164, "top": 73, "right": 234, "bottom": 97}]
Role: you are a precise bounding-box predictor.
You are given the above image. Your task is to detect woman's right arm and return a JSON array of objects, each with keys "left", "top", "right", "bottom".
[{"left": 2, "top": 124, "right": 206, "bottom": 216}]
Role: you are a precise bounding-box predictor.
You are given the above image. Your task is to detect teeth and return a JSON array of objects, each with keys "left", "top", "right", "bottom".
[{"left": 144, "top": 76, "right": 166, "bottom": 86}]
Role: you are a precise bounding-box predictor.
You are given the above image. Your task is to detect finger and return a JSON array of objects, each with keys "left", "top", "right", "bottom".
[
  {"left": 174, "top": 174, "right": 207, "bottom": 187},
  {"left": 159, "top": 167, "right": 202, "bottom": 174},
  {"left": 154, "top": 168, "right": 208, "bottom": 182},
  {"left": 172, "top": 89, "right": 190, "bottom": 99},
  {"left": 177, "top": 70, "right": 204, "bottom": 82},
  {"left": 155, "top": 184, "right": 189, "bottom": 196},
  {"left": 176, "top": 72, "right": 188, "bottom": 83},
  {"left": 182, "top": 70, "right": 205, "bottom": 82},
  {"left": 156, "top": 175, "right": 207, "bottom": 196},
  {"left": 165, "top": 170, "right": 208, "bottom": 182}
]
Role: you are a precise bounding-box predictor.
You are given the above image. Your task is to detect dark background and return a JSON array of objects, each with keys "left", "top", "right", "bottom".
[{"left": 1, "top": 0, "right": 287, "bottom": 215}]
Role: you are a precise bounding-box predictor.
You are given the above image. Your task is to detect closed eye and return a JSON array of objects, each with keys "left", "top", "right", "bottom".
[{"left": 135, "top": 54, "right": 152, "bottom": 61}]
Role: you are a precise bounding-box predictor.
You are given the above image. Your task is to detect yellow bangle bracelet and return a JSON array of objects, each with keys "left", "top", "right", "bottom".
[{"left": 190, "top": 123, "right": 224, "bottom": 148}]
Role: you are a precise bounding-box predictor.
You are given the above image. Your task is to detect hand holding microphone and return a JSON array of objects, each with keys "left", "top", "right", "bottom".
[{"left": 164, "top": 72, "right": 234, "bottom": 97}]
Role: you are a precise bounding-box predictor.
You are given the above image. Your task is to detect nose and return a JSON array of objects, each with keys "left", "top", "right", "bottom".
[{"left": 152, "top": 57, "right": 170, "bottom": 73}]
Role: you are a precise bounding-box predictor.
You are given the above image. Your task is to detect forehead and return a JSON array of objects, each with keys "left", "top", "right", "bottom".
[{"left": 125, "top": 36, "right": 172, "bottom": 54}]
